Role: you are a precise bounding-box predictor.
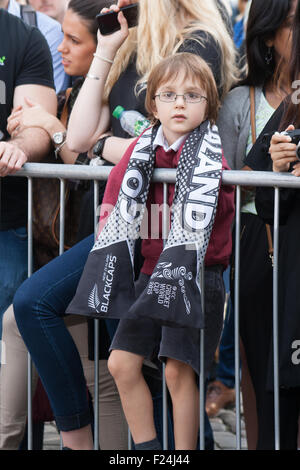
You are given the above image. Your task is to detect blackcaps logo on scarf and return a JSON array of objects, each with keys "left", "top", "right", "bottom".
[{"left": 88, "top": 254, "right": 117, "bottom": 313}]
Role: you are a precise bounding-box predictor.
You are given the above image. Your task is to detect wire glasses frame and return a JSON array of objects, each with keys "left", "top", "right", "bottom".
[{"left": 154, "top": 92, "right": 208, "bottom": 103}]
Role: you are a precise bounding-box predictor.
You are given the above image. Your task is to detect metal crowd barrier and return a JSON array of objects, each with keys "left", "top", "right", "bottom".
[{"left": 8, "top": 163, "right": 300, "bottom": 451}]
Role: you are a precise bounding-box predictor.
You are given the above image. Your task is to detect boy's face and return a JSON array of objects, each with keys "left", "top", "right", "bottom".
[{"left": 152, "top": 71, "right": 208, "bottom": 146}]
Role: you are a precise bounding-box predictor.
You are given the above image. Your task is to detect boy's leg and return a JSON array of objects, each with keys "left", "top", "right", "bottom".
[
  {"left": 165, "top": 358, "right": 199, "bottom": 450},
  {"left": 108, "top": 349, "right": 157, "bottom": 445}
]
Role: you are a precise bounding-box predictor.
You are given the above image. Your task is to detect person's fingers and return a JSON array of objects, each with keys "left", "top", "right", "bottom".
[
  {"left": 0, "top": 143, "right": 27, "bottom": 176},
  {"left": 24, "top": 96, "right": 37, "bottom": 107},
  {"left": 11, "top": 127, "right": 21, "bottom": 140},
  {"left": 284, "top": 124, "right": 295, "bottom": 132},
  {"left": 0, "top": 145, "right": 14, "bottom": 176},
  {"left": 109, "top": 4, "right": 119, "bottom": 11},
  {"left": 291, "top": 161, "right": 300, "bottom": 175},
  {"left": 10, "top": 105, "right": 22, "bottom": 114},
  {"left": 7, "top": 110, "right": 22, "bottom": 122},
  {"left": 118, "top": 10, "right": 128, "bottom": 30},
  {"left": 270, "top": 143, "right": 296, "bottom": 154},
  {"left": 7, "top": 118, "right": 20, "bottom": 136},
  {"left": 275, "top": 155, "right": 298, "bottom": 164},
  {"left": 10, "top": 153, "right": 26, "bottom": 173},
  {"left": 270, "top": 132, "right": 293, "bottom": 145}
]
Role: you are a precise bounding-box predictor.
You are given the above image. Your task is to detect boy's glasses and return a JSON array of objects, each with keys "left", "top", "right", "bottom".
[{"left": 154, "top": 92, "right": 208, "bottom": 103}]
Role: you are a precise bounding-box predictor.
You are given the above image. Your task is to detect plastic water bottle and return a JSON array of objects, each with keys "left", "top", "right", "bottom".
[{"left": 112, "top": 105, "right": 150, "bottom": 137}]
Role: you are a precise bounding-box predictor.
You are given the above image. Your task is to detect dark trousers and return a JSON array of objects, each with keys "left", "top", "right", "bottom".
[{"left": 234, "top": 213, "right": 299, "bottom": 449}]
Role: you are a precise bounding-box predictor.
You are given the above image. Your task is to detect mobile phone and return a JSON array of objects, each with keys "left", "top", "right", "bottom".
[{"left": 97, "top": 3, "right": 138, "bottom": 36}]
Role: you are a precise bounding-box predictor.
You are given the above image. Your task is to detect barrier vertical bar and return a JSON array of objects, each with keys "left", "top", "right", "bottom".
[
  {"left": 59, "top": 178, "right": 66, "bottom": 450},
  {"left": 199, "top": 267, "right": 205, "bottom": 450},
  {"left": 162, "top": 183, "right": 169, "bottom": 450},
  {"left": 234, "top": 185, "right": 241, "bottom": 450},
  {"left": 273, "top": 187, "right": 280, "bottom": 450},
  {"left": 93, "top": 180, "right": 100, "bottom": 450},
  {"left": 59, "top": 179, "right": 66, "bottom": 255},
  {"left": 27, "top": 177, "right": 33, "bottom": 450}
]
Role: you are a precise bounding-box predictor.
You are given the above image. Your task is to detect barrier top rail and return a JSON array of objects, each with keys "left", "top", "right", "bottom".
[{"left": 11, "top": 162, "right": 300, "bottom": 188}]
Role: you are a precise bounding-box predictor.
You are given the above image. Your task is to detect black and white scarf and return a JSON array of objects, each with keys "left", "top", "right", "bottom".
[{"left": 66, "top": 120, "right": 223, "bottom": 328}]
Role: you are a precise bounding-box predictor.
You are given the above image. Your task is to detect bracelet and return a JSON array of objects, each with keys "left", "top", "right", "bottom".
[
  {"left": 86, "top": 73, "right": 100, "bottom": 80},
  {"left": 90, "top": 156, "right": 106, "bottom": 167},
  {"left": 93, "top": 53, "right": 114, "bottom": 64}
]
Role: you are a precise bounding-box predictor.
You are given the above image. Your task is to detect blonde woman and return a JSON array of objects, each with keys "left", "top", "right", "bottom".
[{"left": 14, "top": 0, "right": 238, "bottom": 451}]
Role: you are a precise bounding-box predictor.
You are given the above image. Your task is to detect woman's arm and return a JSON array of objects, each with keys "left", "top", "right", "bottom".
[
  {"left": 67, "top": 6, "right": 130, "bottom": 153},
  {"left": 90, "top": 135, "right": 136, "bottom": 165}
]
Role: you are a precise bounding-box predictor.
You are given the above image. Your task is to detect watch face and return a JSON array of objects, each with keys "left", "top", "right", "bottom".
[{"left": 53, "top": 132, "right": 65, "bottom": 145}]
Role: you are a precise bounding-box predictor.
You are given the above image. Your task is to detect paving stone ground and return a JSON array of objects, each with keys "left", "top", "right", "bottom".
[{"left": 43, "top": 401, "right": 248, "bottom": 451}]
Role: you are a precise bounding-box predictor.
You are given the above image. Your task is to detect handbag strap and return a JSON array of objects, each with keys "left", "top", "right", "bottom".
[
  {"left": 50, "top": 87, "right": 72, "bottom": 250},
  {"left": 60, "top": 87, "right": 72, "bottom": 128},
  {"left": 250, "top": 86, "right": 274, "bottom": 265},
  {"left": 250, "top": 86, "right": 256, "bottom": 144}
]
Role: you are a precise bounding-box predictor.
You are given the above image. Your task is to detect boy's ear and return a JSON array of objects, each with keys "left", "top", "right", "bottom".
[{"left": 151, "top": 99, "right": 159, "bottom": 120}]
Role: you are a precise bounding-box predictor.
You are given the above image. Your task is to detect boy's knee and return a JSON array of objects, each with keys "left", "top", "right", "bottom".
[
  {"left": 165, "top": 360, "right": 193, "bottom": 391},
  {"left": 107, "top": 352, "right": 120, "bottom": 379},
  {"left": 165, "top": 360, "right": 182, "bottom": 390},
  {"left": 108, "top": 350, "right": 142, "bottom": 386}
]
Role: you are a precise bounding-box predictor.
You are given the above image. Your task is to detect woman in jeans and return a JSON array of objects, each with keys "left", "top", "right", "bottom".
[
  {"left": 1, "top": 0, "right": 130, "bottom": 451},
  {"left": 14, "top": 0, "right": 238, "bottom": 450}
]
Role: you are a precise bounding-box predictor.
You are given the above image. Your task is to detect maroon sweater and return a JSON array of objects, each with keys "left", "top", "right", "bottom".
[{"left": 99, "top": 138, "right": 235, "bottom": 275}]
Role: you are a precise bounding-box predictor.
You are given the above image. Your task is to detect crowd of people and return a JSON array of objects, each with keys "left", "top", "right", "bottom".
[{"left": 1, "top": 0, "right": 300, "bottom": 451}]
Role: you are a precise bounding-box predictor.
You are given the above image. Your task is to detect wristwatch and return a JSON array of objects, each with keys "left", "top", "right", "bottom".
[
  {"left": 92, "top": 135, "right": 110, "bottom": 158},
  {"left": 52, "top": 131, "right": 66, "bottom": 146},
  {"left": 52, "top": 131, "right": 67, "bottom": 159}
]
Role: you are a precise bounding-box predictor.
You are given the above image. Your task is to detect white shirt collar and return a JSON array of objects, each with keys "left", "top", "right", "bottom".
[
  {"left": 153, "top": 125, "right": 187, "bottom": 152},
  {"left": 7, "top": 0, "right": 21, "bottom": 16}
]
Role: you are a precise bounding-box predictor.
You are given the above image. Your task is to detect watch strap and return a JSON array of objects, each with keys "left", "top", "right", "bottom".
[
  {"left": 54, "top": 140, "right": 66, "bottom": 159},
  {"left": 93, "top": 135, "right": 110, "bottom": 158}
]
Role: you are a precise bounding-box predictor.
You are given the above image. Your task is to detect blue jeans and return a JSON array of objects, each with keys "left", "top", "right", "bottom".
[
  {"left": 14, "top": 235, "right": 94, "bottom": 431},
  {"left": 0, "top": 227, "right": 28, "bottom": 340},
  {"left": 215, "top": 267, "right": 235, "bottom": 389}
]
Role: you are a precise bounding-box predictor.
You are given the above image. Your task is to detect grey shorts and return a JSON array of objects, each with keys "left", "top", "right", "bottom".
[{"left": 110, "top": 267, "right": 225, "bottom": 376}]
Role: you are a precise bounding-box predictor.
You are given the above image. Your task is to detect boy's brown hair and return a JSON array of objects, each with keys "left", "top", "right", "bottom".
[{"left": 145, "top": 52, "right": 220, "bottom": 125}]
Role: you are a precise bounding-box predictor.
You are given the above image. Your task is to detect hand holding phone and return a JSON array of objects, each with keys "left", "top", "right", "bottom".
[{"left": 97, "top": 3, "right": 138, "bottom": 36}]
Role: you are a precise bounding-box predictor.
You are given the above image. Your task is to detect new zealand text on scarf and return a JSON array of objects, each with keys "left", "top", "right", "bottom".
[{"left": 66, "top": 121, "right": 223, "bottom": 328}]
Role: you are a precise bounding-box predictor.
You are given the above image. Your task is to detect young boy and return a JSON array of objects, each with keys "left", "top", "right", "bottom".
[
  {"left": 102, "top": 52, "right": 235, "bottom": 450},
  {"left": 68, "top": 52, "right": 235, "bottom": 450}
]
